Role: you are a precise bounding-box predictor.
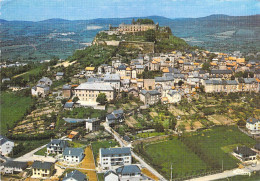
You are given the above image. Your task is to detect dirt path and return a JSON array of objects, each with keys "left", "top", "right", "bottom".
[{"left": 79, "top": 146, "right": 97, "bottom": 181}]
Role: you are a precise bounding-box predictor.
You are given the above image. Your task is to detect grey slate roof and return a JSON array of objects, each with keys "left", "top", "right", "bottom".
[
  {"left": 75, "top": 82, "right": 113, "bottom": 91},
  {"left": 107, "top": 110, "right": 124, "bottom": 121},
  {"left": 62, "top": 85, "right": 71, "bottom": 90},
  {"left": 63, "top": 147, "right": 84, "bottom": 157},
  {"left": 0, "top": 135, "right": 12, "bottom": 145},
  {"left": 117, "top": 64, "right": 127, "bottom": 70},
  {"left": 244, "top": 78, "right": 257, "bottom": 84},
  {"left": 104, "top": 170, "right": 118, "bottom": 178},
  {"left": 136, "top": 65, "right": 144, "bottom": 69},
  {"left": 56, "top": 72, "right": 64, "bottom": 76},
  {"left": 47, "top": 139, "right": 68, "bottom": 149},
  {"left": 155, "top": 76, "right": 174, "bottom": 82},
  {"left": 234, "top": 146, "right": 256, "bottom": 157},
  {"left": 100, "top": 147, "right": 131, "bottom": 157},
  {"left": 140, "top": 90, "right": 161, "bottom": 95},
  {"left": 211, "top": 70, "right": 232, "bottom": 74},
  {"left": 106, "top": 114, "right": 116, "bottom": 120},
  {"left": 63, "top": 118, "right": 86, "bottom": 123},
  {"left": 32, "top": 161, "right": 53, "bottom": 170},
  {"left": 64, "top": 102, "right": 74, "bottom": 108},
  {"left": 246, "top": 117, "right": 259, "bottom": 124},
  {"left": 4, "top": 161, "right": 27, "bottom": 169},
  {"left": 63, "top": 170, "right": 86, "bottom": 181},
  {"left": 168, "top": 90, "right": 180, "bottom": 96},
  {"left": 116, "top": 165, "right": 141, "bottom": 175},
  {"left": 104, "top": 74, "right": 120, "bottom": 82}
]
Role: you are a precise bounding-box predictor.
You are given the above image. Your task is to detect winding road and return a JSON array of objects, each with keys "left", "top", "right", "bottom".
[{"left": 102, "top": 122, "right": 167, "bottom": 181}]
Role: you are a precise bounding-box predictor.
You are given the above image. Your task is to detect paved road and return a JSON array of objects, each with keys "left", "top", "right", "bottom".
[
  {"left": 188, "top": 162, "right": 260, "bottom": 181},
  {"left": 14, "top": 143, "right": 55, "bottom": 162},
  {"left": 103, "top": 123, "right": 166, "bottom": 181}
]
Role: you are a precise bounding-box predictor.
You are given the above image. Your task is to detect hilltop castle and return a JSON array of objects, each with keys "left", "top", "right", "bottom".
[{"left": 109, "top": 19, "right": 159, "bottom": 33}]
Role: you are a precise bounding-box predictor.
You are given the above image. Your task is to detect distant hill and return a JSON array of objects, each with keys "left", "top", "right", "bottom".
[{"left": 1, "top": 14, "right": 259, "bottom": 61}]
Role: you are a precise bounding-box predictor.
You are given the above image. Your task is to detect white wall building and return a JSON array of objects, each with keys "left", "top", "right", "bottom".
[
  {"left": 63, "top": 148, "right": 84, "bottom": 163},
  {"left": 0, "top": 135, "right": 14, "bottom": 155},
  {"left": 246, "top": 118, "right": 260, "bottom": 135},
  {"left": 99, "top": 147, "right": 131, "bottom": 170}
]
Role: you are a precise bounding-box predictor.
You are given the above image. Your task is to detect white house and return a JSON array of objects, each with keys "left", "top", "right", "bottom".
[
  {"left": 246, "top": 118, "right": 260, "bottom": 135},
  {"left": 47, "top": 139, "right": 69, "bottom": 154},
  {"left": 166, "top": 90, "right": 182, "bottom": 103},
  {"left": 3, "top": 161, "right": 28, "bottom": 174},
  {"left": 116, "top": 165, "right": 142, "bottom": 181},
  {"left": 104, "top": 74, "right": 121, "bottom": 92},
  {"left": 62, "top": 170, "right": 87, "bottom": 181},
  {"left": 63, "top": 148, "right": 84, "bottom": 163},
  {"left": 106, "top": 110, "right": 124, "bottom": 125},
  {"left": 74, "top": 82, "right": 115, "bottom": 106},
  {"left": 104, "top": 170, "right": 119, "bottom": 181},
  {"left": 0, "top": 135, "right": 14, "bottom": 155},
  {"left": 233, "top": 146, "right": 257, "bottom": 162},
  {"left": 85, "top": 118, "right": 100, "bottom": 132},
  {"left": 99, "top": 147, "right": 131, "bottom": 170}
]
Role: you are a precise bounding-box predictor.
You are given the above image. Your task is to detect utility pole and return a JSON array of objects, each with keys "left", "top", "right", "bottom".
[
  {"left": 222, "top": 160, "right": 223, "bottom": 171},
  {"left": 171, "top": 163, "right": 173, "bottom": 181}
]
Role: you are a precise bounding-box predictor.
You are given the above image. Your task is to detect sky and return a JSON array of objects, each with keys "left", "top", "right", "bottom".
[{"left": 0, "top": 0, "right": 259, "bottom": 21}]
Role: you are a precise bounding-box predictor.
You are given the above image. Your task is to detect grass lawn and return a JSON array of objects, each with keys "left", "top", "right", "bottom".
[
  {"left": 137, "top": 132, "right": 165, "bottom": 138},
  {"left": 91, "top": 139, "right": 119, "bottom": 162},
  {"left": 20, "top": 66, "right": 43, "bottom": 81},
  {"left": 0, "top": 92, "right": 34, "bottom": 134},
  {"left": 11, "top": 139, "right": 50, "bottom": 158},
  {"left": 137, "top": 126, "right": 256, "bottom": 180},
  {"left": 142, "top": 138, "right": 208, "bottom": 179},
  {"left": 183, "top": 126, "right": 256, "bottom": 171},
  {"left": 34, "top": 147, "right": 47, "bottom": 156},
  {"left": 68, "top": 141, "right": 85, "bottom": 148}
]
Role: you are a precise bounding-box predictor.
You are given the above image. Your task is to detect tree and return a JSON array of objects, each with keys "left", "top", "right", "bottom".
[
  {"left": 72, "top": 97, "right": 79, "bottom": 103},
  {"left": 136, "top": 18, "right": 154, "bottom": 24},
  {"left": 202, "top": 62, "right": 210, "bottom": 71},
  {"left": 144, "top": 29, "right": 156, "bottom": 42},
  {"left": 96, "top": 93, "right": 107, "bottom": 105},
  {"left": 155, "top": 122, "right": 164, "bottom": 132},
  {"left": 61, "top": 98, "right": 68, "bottom": 105},
  {"left": 178, "top": 80, "right": 184, "bottom": 87}
]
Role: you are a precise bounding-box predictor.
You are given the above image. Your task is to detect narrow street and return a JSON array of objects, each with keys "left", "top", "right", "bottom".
[
  {"left": 188, "top": 162, "right": 260, "bottom": 181},
  {"left": 102, "top": 122, "right": 167, "bottom": 181}
]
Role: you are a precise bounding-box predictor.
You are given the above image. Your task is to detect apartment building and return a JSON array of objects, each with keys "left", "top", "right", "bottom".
[{"left": 99, "top": 147, "right": 131, "bottom": 170}]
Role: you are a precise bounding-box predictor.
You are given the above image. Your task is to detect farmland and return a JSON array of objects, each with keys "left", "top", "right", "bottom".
[
  {"left": 182, "top": 126, "right": 256, "bottom": 170},
  {"left": 139, "top": 137, "right": 208, "bottom": 179},
  {"left": 135, "top": 126, "right": 256, "bottom": 180},
  {"left": 0, "top": 91, "right": 35, "bottom": 134}
]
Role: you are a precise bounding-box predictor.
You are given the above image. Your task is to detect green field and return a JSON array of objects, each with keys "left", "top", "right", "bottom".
[
  {"left": 0, "top": 92, "right": 34, "bottom": 134},
  {"left": 183, "top": 126, "right": 256, "bottom": 170},
  {"left": 91, "top": 139, "right": 118, "bottom": 163},
  {"left": 137, "top": 132, "right": 165, "bottom": 138},
  {"left": 34, "top": 147, "right": 47, "bottom": 156},
  {"left": 11, "top": 139, "right": 50, "bottom": 158},
  {"left": 143, "top": 138, "right": 208, "bottom": 179},
  {"left": 137, "top": 126, "right": 256, "bottom": 180}
]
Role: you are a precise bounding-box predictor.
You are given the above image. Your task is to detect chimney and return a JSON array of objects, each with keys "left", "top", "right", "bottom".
[
  {"left": 69, "top": 150, "right": 71, "bottom": 155},
  {"left": 66, "top": 173, "right": 67, "bottom": 177}
]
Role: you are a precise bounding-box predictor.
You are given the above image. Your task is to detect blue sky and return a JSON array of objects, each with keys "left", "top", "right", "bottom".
[{"left": 0, "top": 0, "right": 259, "bottom": 21}]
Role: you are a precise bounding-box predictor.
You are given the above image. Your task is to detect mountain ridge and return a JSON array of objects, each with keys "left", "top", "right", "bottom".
[{"left": 0, "top": 14, "right": 259, "bottom": 23}]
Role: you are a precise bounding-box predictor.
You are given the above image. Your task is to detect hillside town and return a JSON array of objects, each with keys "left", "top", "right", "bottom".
[{"left": 1, "top": 19, "right": 260, "bottom": 181}]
